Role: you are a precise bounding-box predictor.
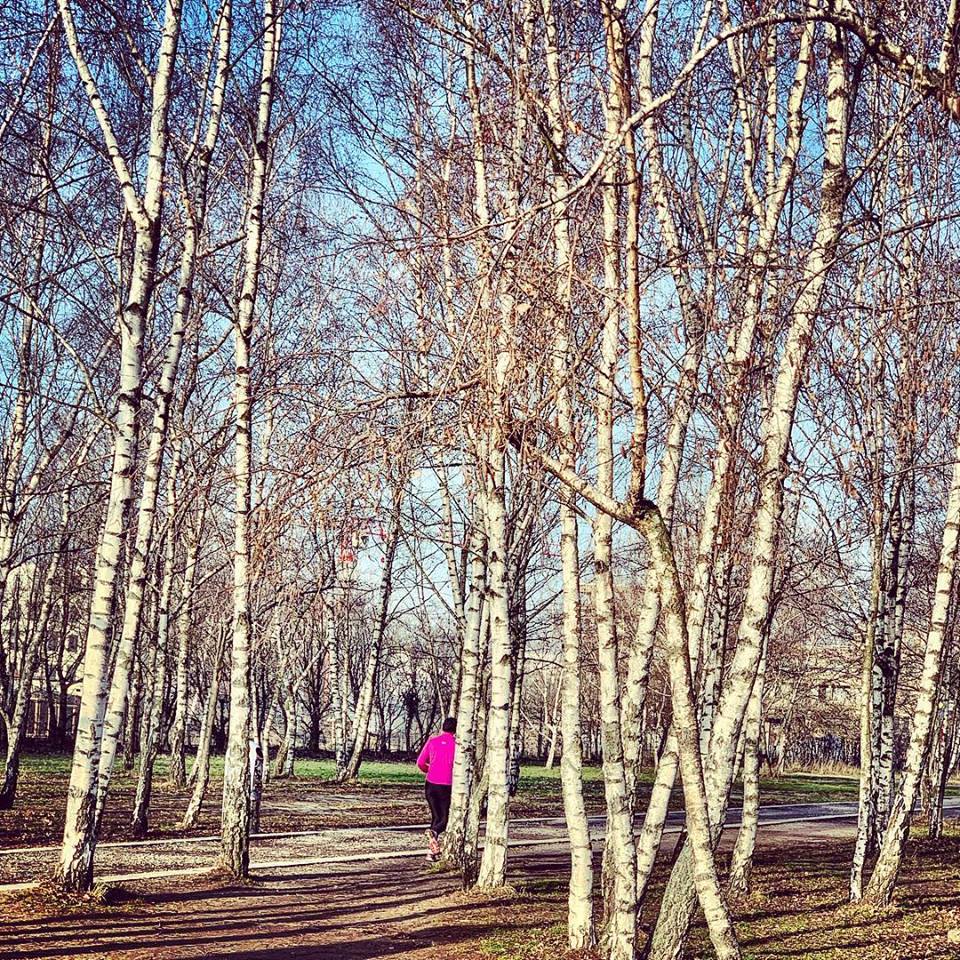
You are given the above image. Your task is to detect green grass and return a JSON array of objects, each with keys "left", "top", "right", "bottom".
[
  {"left": 480, "top": 923, "right": 566, "bottom": 959},
  {"left": 19, "top": 752, "right": 227, "bottom": 784},
  {"left": 23, "top": 752, "right": 949, "bottom": 805}
]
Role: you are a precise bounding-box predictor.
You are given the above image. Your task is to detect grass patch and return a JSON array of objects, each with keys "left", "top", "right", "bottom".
[
  {"left": 480, "top": 923, "right": 567, "bottom": 959},
  {"left": 16, "top": 752, "right": 882, "bottom": 805}
]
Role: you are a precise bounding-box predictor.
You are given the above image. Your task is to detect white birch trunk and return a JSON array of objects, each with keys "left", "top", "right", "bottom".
[
  {"left": 637, "top": 505, "right": 740, "bottom": 959},
  {"left": 646, "top": 19, "right": 848, "bottom": 956},
  {"left": 181, "top": 628, "right": 225, "bottom": 829},
  {"left": 341, "top": 490, "right": 402, "bottom": 780},
  {"left": 863, "top": 421, "right": 960, "bottom": 905},
  {"left": 596, "top": 44, "right": 636, "bottom": 954},
  {"left": 728, "top": 636, "right": 767, "bottom": 896},
  {"left": 475, "top": 455, "right": 512, "bottom": 889},
  {"left": 539, "top": 0, "right": 594, "bottom": 937},
  {"left": 220, "top": 0, "right": 282, "bottom": 879},
  {"left": 445, "top": 540, "right": 486, "bottom": 870},
  {"left": 56, "top": 0, "right": 183, "bottom": 890},
  {"left": 131, "top": 518, "right": 176, "bottom": 839},
  {"left": 168, "top": 509, "right": 203, "bottom": 786}
]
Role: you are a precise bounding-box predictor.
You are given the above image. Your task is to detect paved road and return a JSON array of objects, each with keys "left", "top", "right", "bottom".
[{"left": 3, "top": 798, "right": 957, "bottom": 889}]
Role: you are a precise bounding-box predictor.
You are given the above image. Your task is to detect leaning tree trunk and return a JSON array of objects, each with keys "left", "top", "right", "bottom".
[
  {"left": 340, "top": 490, "right": 402, "bottom": 781},
  {"left": 169, "top": 514, "right": 203, "bottom": 787},
  {"left": 637, "top": 505, "right": 741, "bottom": 960},
  {"left": 220, "top": 0, "right": 282, "bottom": 880},
  {"left": 645, "top": 20, "right": 848, "bottom": 956},
  {"left": 131, "top": 494, "right": 179, "bottom": 840},
  {"left": 180, "top": 633, "right": 225, "bottom": 829}
]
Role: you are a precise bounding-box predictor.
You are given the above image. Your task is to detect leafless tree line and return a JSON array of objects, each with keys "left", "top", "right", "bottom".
[{"left": 2, "top": 1, "right": 960, "bottom": 958}]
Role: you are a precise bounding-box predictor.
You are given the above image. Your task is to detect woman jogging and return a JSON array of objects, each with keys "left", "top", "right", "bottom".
[{"left": 416, "top": 717, "right": 457, "bottom": 861}]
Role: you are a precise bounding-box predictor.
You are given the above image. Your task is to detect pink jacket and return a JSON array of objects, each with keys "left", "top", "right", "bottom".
[{"left": 416, "top": 732, "right": 457, "bottom": 785}]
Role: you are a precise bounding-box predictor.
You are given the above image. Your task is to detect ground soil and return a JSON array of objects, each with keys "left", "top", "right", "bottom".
[
  {"left": 0, "top": 769, "right": 423, "bottom": 850},
  {"left": 3, "top": 820, "right": 960, "bottom": 959}
]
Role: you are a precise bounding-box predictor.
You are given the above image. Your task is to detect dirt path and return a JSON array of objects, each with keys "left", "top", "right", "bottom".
[
  {"left": 6, "top": 798, "right": 957, "bottom": 888},
  {"left": 0, "top": 853, "right": 563, "bottom": 960},
  {"left": 0, "top": 819, "right": 896, "bottom": 960},
  {"left": 6, "top": 800, "right": 960, "bottom": 959}
]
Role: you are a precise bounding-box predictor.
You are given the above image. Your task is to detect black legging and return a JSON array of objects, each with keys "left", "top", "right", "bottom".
[{"left": 425, "top": 781, "right": 452, "bottom": 836}]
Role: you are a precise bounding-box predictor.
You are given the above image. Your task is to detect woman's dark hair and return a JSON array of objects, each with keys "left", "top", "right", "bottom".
[{"left": 442, "top": 717, "right": 457, "bottom": 733}]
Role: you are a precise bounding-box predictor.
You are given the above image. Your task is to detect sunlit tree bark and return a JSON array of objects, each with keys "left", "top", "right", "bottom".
[{"left": 220, "top": 0, "right": 283, "bottom": 879}]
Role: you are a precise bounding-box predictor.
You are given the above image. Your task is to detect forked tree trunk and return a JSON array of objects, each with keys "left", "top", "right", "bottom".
[
  {"left": 95, "top": 43, "right": 229, "bottom": 817},
  {"left": 55, "top": 0, "right": 183, "bottom": 891},
  {"left": 630, "top": 7, "right": 814, "bottom": 904},
  {"left": 645, "top": 20, "right": 848, "bottom": 957}
]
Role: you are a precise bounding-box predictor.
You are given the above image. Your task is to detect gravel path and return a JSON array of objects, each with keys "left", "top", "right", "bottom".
[{"left": 7, "top": 797, "right": 953, "bottom": 887}]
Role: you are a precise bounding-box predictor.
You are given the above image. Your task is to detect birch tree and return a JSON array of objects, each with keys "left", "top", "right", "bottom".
[
  {"left": 56, "top": 0, "right": 184, "bottom": 891},
  {"left": 220, "top": 0, "right": 283, "bottom": 879}
]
